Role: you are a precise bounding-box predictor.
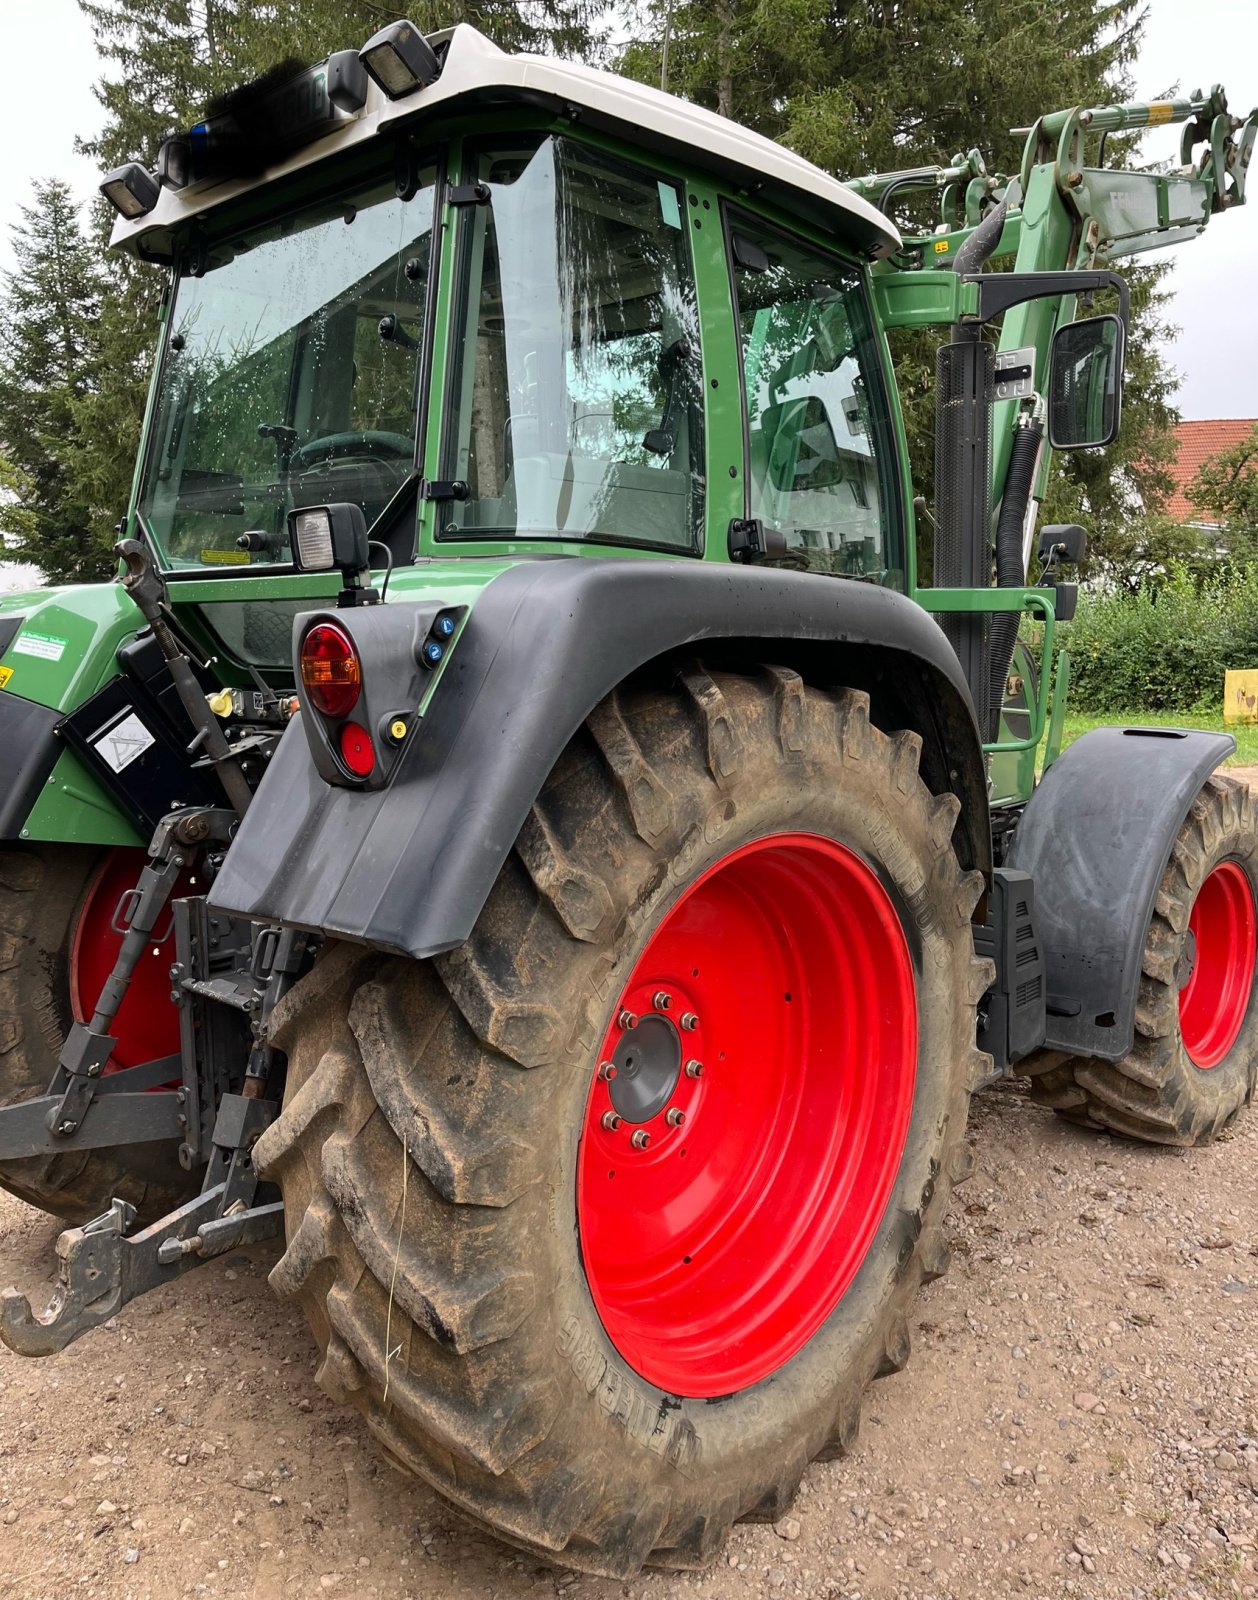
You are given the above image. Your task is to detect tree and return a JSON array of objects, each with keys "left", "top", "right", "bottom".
[
  {"left": 0, "top": 181, "right": 114, "bottom": 582},
  {"left": 1190, "top": 423, "right": 1258, "bottom": 551}
]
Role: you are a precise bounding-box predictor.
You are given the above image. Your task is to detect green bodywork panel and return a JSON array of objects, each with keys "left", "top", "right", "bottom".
[{"left": 0, "top": 561, "right": 516, "bottom": 846}]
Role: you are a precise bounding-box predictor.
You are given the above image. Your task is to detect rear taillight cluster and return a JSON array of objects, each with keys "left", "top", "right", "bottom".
[
  {"left": 297, "top": 606, "right": 463, "bottom": 786},
  {"left": 300, "top": 621, "right": 376, "bottom": 777}
]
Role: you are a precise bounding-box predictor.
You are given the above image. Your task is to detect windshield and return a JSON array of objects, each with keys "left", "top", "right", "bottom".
[
  {"left": 441, "top": 137, "right": 704, "bottom": 551},
  {"left": 138, "top": 169, "right": 436, "bottom": 571}
]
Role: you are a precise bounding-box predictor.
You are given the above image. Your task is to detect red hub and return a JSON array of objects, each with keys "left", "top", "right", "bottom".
[
  {"left": 70, "top": 849, "right": 186, "bottom": 1073},
  {"left": 576, "top": 832, "right": 918, "bottom": 1398},
  {"left": 1179, "top": 859, "right": 1256, "bottom": 1069}
]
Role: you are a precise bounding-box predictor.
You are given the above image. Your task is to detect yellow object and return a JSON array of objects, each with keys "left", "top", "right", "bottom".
[
  {"left": 207, "top": 688, "right": 235, "bottom": 717},
  {"left": 1224, "top": 669, "right": 1258, "bottom": 724},
  {"left": 1147, "top": 102, "right": 1174, "bottom": 126},
  {"left": 389, "top": 718, "right": 408, "bottom": 742},
  {"left": 0, "top": 665, "right": 12, "bottom": 690},
  {"left": 933, "top": 239, "right": 950, "bottom": 254}
]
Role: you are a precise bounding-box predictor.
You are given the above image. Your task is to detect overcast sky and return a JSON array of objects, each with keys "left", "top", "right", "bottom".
[{"left": 0, "top": 0, "right": 1254, "bottom": 421}]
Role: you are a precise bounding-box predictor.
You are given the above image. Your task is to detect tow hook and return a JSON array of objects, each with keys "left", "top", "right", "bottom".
[{"left": 0, "top": 1185, "right": 283, "bottom": 1358}]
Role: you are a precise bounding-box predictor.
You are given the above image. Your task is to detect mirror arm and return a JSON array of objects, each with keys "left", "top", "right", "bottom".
[{"left": 962, "top": 270, "right": 1130, "bottom": 329}]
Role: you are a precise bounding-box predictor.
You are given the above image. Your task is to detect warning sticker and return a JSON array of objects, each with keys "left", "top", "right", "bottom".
[
  {"left": 0, "top": 665, "right": 12, "bottom": 689},
  {"left": 93, "top": 712, "right": 156, "bottom": 773},
  {"left": 12, "top": 630, "right": 67, "bottom": 662}
]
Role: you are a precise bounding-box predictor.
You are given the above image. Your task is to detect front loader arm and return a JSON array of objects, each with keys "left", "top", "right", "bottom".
[{"left": 862, "top": 84, "right": 1256, "bottom": 518}]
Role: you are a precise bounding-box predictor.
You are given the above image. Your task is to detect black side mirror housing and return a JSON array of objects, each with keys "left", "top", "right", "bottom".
[
  {"left": 1037, "top": 523, "right": 1088, "bottom": 567},
  {"left": 1047, "top": 314, "right": 1125, "bottom": 450}
]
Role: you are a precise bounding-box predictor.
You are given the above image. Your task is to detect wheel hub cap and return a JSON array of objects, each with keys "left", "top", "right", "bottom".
[{"left": 607, "top": 1013, "right": 682, "bottom": 1124}]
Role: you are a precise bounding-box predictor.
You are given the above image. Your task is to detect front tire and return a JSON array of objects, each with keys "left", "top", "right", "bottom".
[
  {"left": 257, "top": 668, "right": 991, "bottom": 1574},
  {"left": 1023, "top": 773, "right": 1258, "bottom": 1144}
]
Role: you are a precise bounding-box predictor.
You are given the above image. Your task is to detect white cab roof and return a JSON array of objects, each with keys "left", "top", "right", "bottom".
[{"left": 112, "top": 24, "right": 900, "bottom": 260}]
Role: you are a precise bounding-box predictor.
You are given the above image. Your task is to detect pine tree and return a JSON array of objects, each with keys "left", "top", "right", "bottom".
[{"left": 0, "top": 181, "right": 114, "bottom": 582}]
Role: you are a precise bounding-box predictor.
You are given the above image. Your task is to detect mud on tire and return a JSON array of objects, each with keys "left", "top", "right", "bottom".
[
  {"left": 1022, "top": 773, "right": 1258, "bottom": 1145},
  {"left": 256, "top": 667, "right": 992, "bottom": 1575}
]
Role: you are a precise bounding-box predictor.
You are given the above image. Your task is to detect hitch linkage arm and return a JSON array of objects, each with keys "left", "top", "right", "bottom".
[
  {"left": 44, "top": 806, "right": 236, "bottom": 1143},
  {"left": 0, "top": 1186, "right": 283, "bottom": 1357}
]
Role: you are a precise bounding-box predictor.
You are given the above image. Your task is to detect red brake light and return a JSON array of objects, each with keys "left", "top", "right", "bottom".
[
  {"left": 339, "top": 721, "right": 375, "bottom": 777},
  {"left": 300, "top": 622, "right": 361, "bottom": 719}
]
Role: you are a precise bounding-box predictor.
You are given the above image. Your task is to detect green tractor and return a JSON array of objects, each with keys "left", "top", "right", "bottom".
[{"left": 0, "top": 21, "right": 1254, "bottom": 1572}]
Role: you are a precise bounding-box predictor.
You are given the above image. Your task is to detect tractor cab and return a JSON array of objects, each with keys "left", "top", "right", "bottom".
[{"left": 108, "top": 20, "right": 908, "bottom": 663}]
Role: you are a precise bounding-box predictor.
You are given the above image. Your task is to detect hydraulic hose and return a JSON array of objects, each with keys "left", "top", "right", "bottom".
[
  {"left": 986, "top": 417, "right": 1044, "bottom": 740},
  {"left": 950, "top": 197, "right": 1010, "bottom": 277}
]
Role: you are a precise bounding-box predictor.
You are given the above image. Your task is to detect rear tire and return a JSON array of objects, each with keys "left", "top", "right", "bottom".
[
  {"left": 0, "top": 843, "right": 194, "bottom": 1221},
  {"left": 257, "top": 668, "right": 992, "bottom": 1575},
  {"left": 1022, "top": 773, "right": 1258, "bottom": 1145}
]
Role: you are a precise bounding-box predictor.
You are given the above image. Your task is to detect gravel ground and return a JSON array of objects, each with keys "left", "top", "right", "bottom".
[{"left": 0, "top": 1078, "right": 1254, "bottom": 1600}]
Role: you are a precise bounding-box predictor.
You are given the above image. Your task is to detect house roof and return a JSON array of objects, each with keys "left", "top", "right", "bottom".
[{"left": 1166, "top": 419, "right": 1258, "bottom": 523}]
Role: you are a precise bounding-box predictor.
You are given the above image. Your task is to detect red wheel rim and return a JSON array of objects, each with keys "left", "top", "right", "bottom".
[
  {"left": 576, "top": 832, "right": 918, "bottom": 1398},
  {"left": 70, "top": 849, "right": 186, "bottom": 1074},
  {"left": 1179, "top": 859, "right": 1256, "bottom": 1070}
]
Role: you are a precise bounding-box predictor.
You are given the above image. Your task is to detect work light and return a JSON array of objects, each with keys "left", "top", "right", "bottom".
[
  {"left": 99, "top": 163, "right": 161, "bottom": 219},
  {"left": 288, "top": 503, "right": 369, "bottom": 575},
  {"left": 358, "top": 20, "right": 441, "bottom": 99}
]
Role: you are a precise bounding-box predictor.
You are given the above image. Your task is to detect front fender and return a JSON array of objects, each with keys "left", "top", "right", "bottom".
[
  {"left": 1007, "top": 724, "right": 1234, "bottom": 1061},
  {"left": 208, "top": 559, "right": 990, "bottom": 958}
]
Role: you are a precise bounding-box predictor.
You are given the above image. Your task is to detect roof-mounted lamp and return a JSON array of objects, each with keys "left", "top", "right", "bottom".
[
  {"left": 358, "top": 20, "right": 441, "bottom": 100},
  {"left": 99, "top": 163, "right": 161, "bottom": 219}
]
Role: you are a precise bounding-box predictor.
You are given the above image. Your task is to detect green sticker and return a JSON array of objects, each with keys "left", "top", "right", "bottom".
[
  {"left": 12, "top": 630, "right": 67, "bottom": 662},
  {"left": 658, "top": 182, "right": 682, "bottom": 231}
]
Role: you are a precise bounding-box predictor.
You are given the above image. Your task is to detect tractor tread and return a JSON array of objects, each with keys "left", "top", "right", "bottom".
[
  {"left": 259, "top": 667, "right": 986, "bottom": 1575},
  {"left": 1021, "top": 773, "right": 1258, "bottom": 1145}
]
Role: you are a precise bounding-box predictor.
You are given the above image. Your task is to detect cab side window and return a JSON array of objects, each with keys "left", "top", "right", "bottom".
[{"left": 729, "top": 219, "right": 898, "bottom": 581}]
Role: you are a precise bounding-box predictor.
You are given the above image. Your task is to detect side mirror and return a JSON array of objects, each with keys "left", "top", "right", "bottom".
[
  {"left": 1048, "top": 314, "right": 1125, "bottom": 450},
  {"left": 1036, "top": 522, "right": 1087, "bottom": 567}
]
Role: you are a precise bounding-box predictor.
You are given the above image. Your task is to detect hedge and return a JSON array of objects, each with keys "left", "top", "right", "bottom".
[{"left": 1059, "top": 567, "right": 1258, "bottom": 714}]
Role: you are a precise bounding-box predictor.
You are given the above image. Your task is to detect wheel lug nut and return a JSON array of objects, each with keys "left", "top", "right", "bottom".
[
  {"left": 631, "top": 1129, "right": 651, "bottom": 1150},
  {"left": 598, "top": 1061, "right": 617, "bottom": 1080},
  {"left": 653, "top": 991, "right": 672, "bottom": 1010},
  {"left": 685, "top": 1059, "right": 704, "bottom": 1078},
  {"left": 680, "top": 1012, "right": 699, "bottom": 1031},
  {"left": 666, "top": 1108, "right": 686, "bottom": 1127},
  {"left": 618, "top": 1009, "right": 638, "bottom": 1030},
  {"left": 601, "top": 1111, "right": 622, "bottom": 1131}
]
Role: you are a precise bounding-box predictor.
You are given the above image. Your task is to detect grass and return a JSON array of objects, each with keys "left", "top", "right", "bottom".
[{"left": 1055, "top": 709, "right": 1258, "bottom": 768}]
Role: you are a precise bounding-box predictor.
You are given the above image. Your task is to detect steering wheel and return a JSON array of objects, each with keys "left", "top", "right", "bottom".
[{"left": 290, "top": 430, "right": 415, "bottom": 471}]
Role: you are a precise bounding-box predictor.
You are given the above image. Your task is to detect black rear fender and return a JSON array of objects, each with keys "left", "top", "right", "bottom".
[{"left": 208, "top": 559, "right": 989, "bottom": 958}]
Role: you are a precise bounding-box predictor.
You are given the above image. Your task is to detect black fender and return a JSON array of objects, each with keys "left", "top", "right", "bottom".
[
  {"left": 1006, "top": 724, "right": 1234, "bottom": 1061},
  {"left": 207, "top": 558, "right": 990, "bottom": 959},
  {"left": 0, "top": 690, "right": 61, "bottom": 840}
]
